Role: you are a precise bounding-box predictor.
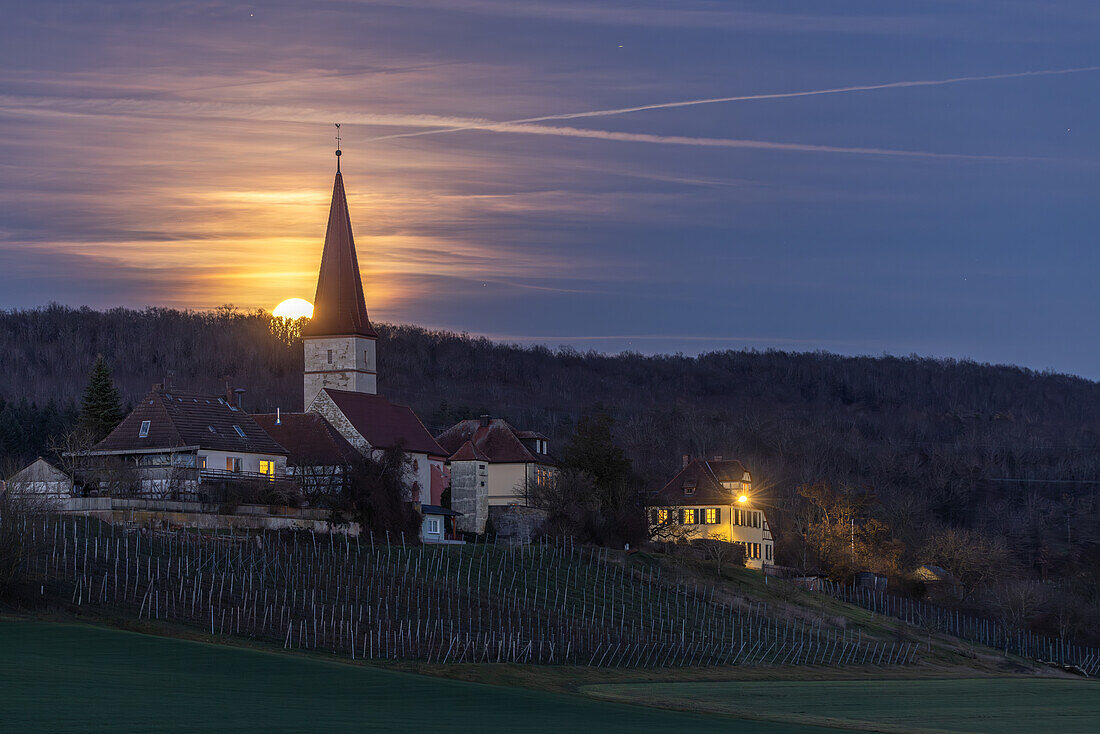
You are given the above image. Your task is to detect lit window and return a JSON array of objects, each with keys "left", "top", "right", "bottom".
[
  {"left": 227, "top": 457, "right": 242, "bottom": 473},
  {"left": 138, "top": 420, "right": 150, "bottom": 438},
  {"left": 259, "top": 460, "right": 275, "bottom": 479},
  {"left": 657, "top": 508, "right": 669, "bottom": 524},
  {"left": 198, "top": 456, "right": 207, "bottom": 470},
  {"left": 233, "top": 425, "right": 246, "bottom": 438},
  {"left": 705, "top": 508, "right": 717, "bottom": 524},
  {"left": 682, "top": 508, "right": 696, "bottom": 525}
]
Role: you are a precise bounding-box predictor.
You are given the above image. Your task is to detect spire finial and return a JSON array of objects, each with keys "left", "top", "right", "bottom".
[{"left": 334, "top": 123, "right": 342, "bottom": 173}]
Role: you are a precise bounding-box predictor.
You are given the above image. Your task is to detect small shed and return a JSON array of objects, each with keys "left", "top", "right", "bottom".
[
  {"left": 420, "top": 504, "right": 462, "bottom": 544},
  {"left": 5, "top": 458, "right": 73, "bottom": 499}
]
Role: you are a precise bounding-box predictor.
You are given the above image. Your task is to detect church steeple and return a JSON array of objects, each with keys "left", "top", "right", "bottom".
[
  {"left": 302, "top": 148, "right": 376, "bottom": 339},
  {"left": 302, "top": 136, "right": 379, "bottom": 409}
]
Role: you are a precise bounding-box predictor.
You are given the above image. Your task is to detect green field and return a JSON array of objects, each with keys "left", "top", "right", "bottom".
[
  {"left": 0, "top": 620, "right": 827, "bottom": 734},
  {"left": 583, "top": 678, "right": 1100, "bottom": 734}
]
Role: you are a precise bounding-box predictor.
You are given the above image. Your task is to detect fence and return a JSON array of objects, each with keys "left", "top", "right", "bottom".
[
  {"left": 819, "top": 580, "right": 1099, "bottom": 676},
  {"left": 17, "top": 515, "right": 919, "bottom": 668}
]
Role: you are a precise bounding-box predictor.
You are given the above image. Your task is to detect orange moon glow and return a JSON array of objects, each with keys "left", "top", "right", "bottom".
[{"left": 272, "top": 298, "right": 314, "bottom": 319}]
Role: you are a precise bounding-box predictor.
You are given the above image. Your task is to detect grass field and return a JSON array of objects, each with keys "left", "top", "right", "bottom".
[
  {"left": 0, "top": 619, "right": 834, "bottom": 734},
  {"left": 583, "top": 678, "right": 1100, "bottom": 734}
]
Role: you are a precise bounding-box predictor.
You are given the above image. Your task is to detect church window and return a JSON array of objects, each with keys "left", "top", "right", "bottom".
[{"left": 138, "top": 420, "right": 150, "bottom": 438}]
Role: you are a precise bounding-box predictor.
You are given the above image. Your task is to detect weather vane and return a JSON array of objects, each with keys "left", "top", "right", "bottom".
[{"left": 335, "top": 123, "right": 342, "bottom": 173}]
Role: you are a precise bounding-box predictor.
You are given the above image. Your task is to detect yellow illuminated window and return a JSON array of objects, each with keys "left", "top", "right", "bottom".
[
  {"left": 657, "top": 509, "right": 669, "bottom": 524},
  {"left": 259, "top": 460, "right": 274, "bottom": 479},
  {"left": 683, "top": 508, "right": 696, "bottom": 524},
  {"left": 705, "top": 508, "right": 717, "bottom": 524}
]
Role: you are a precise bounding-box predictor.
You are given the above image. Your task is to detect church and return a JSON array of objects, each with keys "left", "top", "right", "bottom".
[{"left": 256, "top": 150, "right": 449, "bottom": 507}]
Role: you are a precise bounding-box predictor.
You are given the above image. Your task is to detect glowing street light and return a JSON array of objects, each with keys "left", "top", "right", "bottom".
[{"left": 737, "top": 495, "right": 748, "bottom": 503}]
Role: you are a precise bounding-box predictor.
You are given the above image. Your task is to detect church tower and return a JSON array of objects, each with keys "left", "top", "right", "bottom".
[{"left": 302, "top": 145, "right": 378, "bottom": 409}]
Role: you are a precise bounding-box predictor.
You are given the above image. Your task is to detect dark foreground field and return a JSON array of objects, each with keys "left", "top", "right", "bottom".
[
  {"left": 2, "top": 619, "right": 1096, "bottom": 734},
  {"left": 0, "top": 620, "right": 825, "bottom": 734},
  {"left": 584, "top": 679, "right": 1100, "bottom": 734}
]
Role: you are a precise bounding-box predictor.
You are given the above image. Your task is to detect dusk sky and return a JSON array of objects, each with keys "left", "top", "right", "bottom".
[{"left": 2, "top": 2, "right": 1099, "bottom": 376}]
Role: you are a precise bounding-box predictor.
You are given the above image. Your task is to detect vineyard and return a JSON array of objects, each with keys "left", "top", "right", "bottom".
[
  {"left": 23, "top": 515, "right": 919, "bottom": 668},
  {"left": 819, "top": 580, "right": 1100, "bottom": 676}
]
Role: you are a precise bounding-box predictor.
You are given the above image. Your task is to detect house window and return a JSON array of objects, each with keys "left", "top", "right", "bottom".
[
  {"left": 138, "top": 420, "right": 151, "bottom": 437},
  {"left": 705, "top": 508, "right": 718, "bottom": 524},
  {"left": 684, "top": 485, "right": 695, "bottom": 496},
  {"left": 682, "top": 508, "right": 697, "bottom": 525},
  {"left": 226, "top": 457, "right": 242, "bottom": 473},
  {"left": 765, "top": 544, "right": 772, "bottom": 561},
  {"left": 259, "top": 460, "right": 275, "bottom": 479},
  {"left": 198, "top": 455, "right": 207, "bottom": 469},
  {"left": 424, "top": 518, "right": 441, "bottom": 535},
  {"left": 327, "top": 349, "right": 333, "bottom": 364},
  {"left": 233, "top": 425, "right": 246, "bottom": 438},
  {"left": 721, "top": 481, "right": 734, "bottom": 489}
]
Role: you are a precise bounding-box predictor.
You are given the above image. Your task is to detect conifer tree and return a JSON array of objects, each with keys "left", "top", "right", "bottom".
[{"left": 78, "top": 355, "right": 123, "bottom": 442}]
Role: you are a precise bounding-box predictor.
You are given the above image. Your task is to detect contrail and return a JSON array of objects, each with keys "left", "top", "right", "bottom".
[{"left": 367, "top": 65, "right": 1100, "bottom": 142}]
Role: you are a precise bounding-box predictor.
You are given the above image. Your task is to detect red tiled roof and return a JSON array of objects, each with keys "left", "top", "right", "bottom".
[
  {"left": 91, "top": 387, "right": 287, "bottom": 456},
  {"left": 321, "top": 389, "right": 446, "bottom": 457},
  {"left": 436, "top": 418, "right": 554, "bottom": 464},
  {"left": 252, "top": 413, "right": 360, "bottom": 467},
  {"left": 652, "top": 458, "right": 752, "bottom": 507},
  {"left": 447, "top": 440, "right": 490, "bottom": 462},
  {"left": 302, "top": 172, "right": 377, "bottom": 339}
]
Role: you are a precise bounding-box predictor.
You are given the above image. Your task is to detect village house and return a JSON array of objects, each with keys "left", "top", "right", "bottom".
[
  {"left": 436, "top": 415, "right": 557, "bottom": 534},
  {"left": 79, "top": 386, "right": 291, "bottom": 501},
  {"left": 649, "top": 457, "right": 774, "bottom": 570}
]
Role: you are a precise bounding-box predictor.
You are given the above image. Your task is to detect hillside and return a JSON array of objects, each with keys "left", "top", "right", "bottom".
[{"left": 1, "top": 305, "right": 1099, "bottom": 645}]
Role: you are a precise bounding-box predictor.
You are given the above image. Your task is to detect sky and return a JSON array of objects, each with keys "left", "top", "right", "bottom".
[{"left": 2, "top": 1, "right": 1099, "bottom": 377}]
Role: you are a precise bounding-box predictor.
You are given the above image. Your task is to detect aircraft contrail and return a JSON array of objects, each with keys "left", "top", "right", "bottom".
[{"left": 366, "top": 65, "right": 1100, "bottom": 142}]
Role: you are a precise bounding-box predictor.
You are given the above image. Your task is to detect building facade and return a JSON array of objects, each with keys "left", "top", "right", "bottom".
[
  {"left": 649, "top": 458, "right": 774, "bottom": 570},
  {"left": 436, "top": 415, "right": 557, "bottom": 534}
]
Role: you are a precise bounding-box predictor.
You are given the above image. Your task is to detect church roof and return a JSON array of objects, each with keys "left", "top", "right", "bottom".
[
  {"left": 320, "top": 388, "right": 446, "bottom": 457},
  {"left": 436, "top": 418, "right": 555, "bottom": 464},
  {"left": 252, "top": 413, "right": 360, "bottom": 467},
  {"left": 302, "top": 171, "right": 377, "bottom": 339},
  {"left": 90, "top": 386, "right": 288, "bottom": 456}
]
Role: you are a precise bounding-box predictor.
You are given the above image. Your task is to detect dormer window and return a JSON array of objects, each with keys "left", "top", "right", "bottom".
[
  {"left": 138, "top": 420, "right": 150, "bottom": 438},
  {"left": 684, "top": 486, "right": 695, "bottom": 496},
  {"left": 232, "top": 425, "right": 246, "bottom": 438}
]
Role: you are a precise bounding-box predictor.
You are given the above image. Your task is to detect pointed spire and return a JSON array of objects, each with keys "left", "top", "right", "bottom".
[{"left": 302, "top": 157, "right": 377, "bottom": 339}]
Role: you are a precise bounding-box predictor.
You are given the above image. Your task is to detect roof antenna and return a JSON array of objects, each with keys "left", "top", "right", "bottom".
[{"left": 334, "top": 123, "right": 342, "bottom": 174}]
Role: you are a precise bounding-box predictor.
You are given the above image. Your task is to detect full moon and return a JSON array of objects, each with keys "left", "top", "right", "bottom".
[{"left": 272, "top": 298, "right": 314, "bottom": 320}]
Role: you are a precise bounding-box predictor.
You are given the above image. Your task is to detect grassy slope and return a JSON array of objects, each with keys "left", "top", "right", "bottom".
[
  {"left": 0, "top": 619, "right": 831, "bottom": 734},
  {"left": 581, "top": 679, "right": 1100, "bottom": 734}
]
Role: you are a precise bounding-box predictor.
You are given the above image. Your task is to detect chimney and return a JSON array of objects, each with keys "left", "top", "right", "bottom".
[
  {"left": 234, "top": 388, "right": 246, "bottom": 411},
  {"left": 165, "top": 369, "right": 176, "bottom": 390},
  {"left": 682, "top": 454, "right": 690, "bottom": 469},
  {"left": 276, "top": 407, "right": 281, "bottom": 426},
  {"left": 479, "top": 414, "right": 491, "bottom": 427},
  {"left": 152, "top": 382, "right": 163, "bottom": 391}
]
